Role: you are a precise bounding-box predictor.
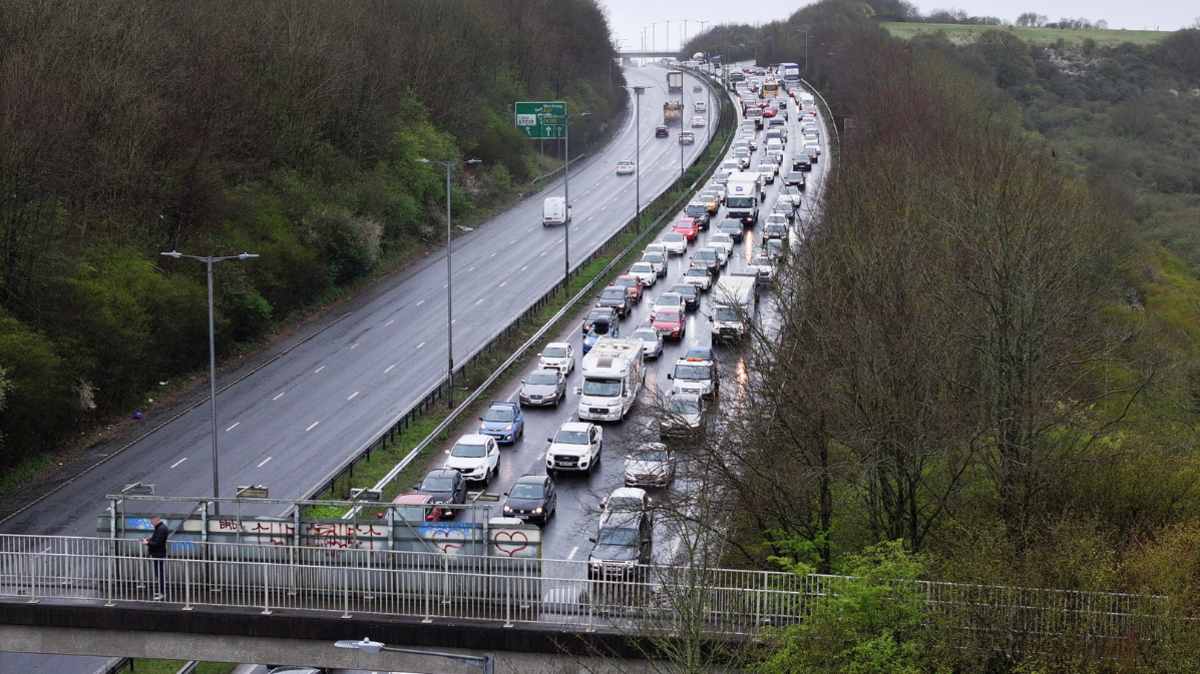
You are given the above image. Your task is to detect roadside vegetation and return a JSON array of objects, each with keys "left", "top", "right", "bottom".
[
  {"left": 673, "top": 1, "right": 1200, "bottom": 671},
  {"left": 0, "top": 0, "right": 625, "bottom": 484}
]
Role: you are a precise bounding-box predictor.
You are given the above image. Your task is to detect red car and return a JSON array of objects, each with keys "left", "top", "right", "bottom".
[
  {"left": 652, "top": 308, "right": 686, "bottom": 340},
  {"left": 762, "top": 107, "right": 777, "bottom": 118},
  {"left": 611, "top": 274, "right": 645, "bottom": 303},
  {"left": 673, "top": 217, "right": 699, "bottom": 241}
]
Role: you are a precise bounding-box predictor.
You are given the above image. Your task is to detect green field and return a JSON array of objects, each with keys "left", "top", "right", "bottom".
[{"left": 881, "top": 22, "right": 1171, "bottom": 47}]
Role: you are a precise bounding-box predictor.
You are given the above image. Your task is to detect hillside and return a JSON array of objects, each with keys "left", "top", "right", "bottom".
[{"left": 881, "top": 21, "right": 1170, "bottom": 47}]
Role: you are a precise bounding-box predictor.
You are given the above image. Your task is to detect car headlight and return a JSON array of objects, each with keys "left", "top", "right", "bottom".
[
  {"left": 503, "top": 505, "right": 513, "bottom": 512},
  {"left": 503, "top": 424, "right": 513, "bottom": 431},
  {"left": 480, "top": 424, "right": 488, "bottom": 431},
  {"left": 534, "top": 507, "right": 543, "bottom": 514}
]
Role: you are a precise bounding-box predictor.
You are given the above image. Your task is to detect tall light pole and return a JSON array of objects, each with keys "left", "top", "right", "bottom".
[
  {"left": 554, "top": 111, "right": 589, "bottom": 288},
  {"left": 160, "top": 250, "right": 258, "bottom": 514},
  {"left": 791, "top": 29, "right": 809, "bottom": 71},
  {"left": 336, "top": 638, "right": 493, "bottom": 674},
  {"left": 624, "top": 86, "right": 648, "bottom": 228},
  {"left": 418, "top": 157, "right": 482, "bottom": 408},
  {"left": 650, "top": 22, "right": 656, "bottom": 53}
]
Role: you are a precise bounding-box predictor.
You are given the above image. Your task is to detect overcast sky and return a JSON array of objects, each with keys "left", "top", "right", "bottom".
[{"left": 601, "top": 0, "right": 1198, "bottom": 53}]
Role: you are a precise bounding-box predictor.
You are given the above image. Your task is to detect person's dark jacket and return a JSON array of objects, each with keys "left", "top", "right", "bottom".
[{"left": 147, "top": 521, "right": 169, "bottom": 558}]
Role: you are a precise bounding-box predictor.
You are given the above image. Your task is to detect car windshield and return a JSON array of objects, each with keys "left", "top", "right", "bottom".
[
  {"left": 686, "top": 206, "right": 706, "bottom": 216},
  {"left": 727, "top": 197, "right": 754, "bottom": 208},
  {"left": 596, "top": 527, "right": 639, "bottom": 547},
  {"left": 553, "top": 430, "right": 589, "bottom": 445},
  {"left": 613, "top": 278, "right": 637, "bottom": 288},
  {"left": 421, "top": 477, "right": 454, "bottom": 492},
  {"left": 451, "top": 442, "right": 486, "bottom": 458},
  {"left": 711, "top": 235, "right": 731, "bottom": 244},
  {"left": 685, "top": 268, "right": 707, "bottom": 277},
  {"left": 656, "top": 310, "right": 681, "bottom": 322},
  {"left": 527, "top": 372, "right": 558, "bottom": 386},
  {"left": 608, "top": 496, "right": 643, "bottom": 511},
  {"left": 657, "top": 294, "right": 680, "bottom": 306},
  {"left": 694, "top": 251, "right": 715, "bottom": 261},
  {"left": 543, "top": 345, "right": 568, "bottom": 358},
  {"left": 509, "top": 482, "right": 544, "bottom": 499},
  {"left": 719, "top": 222, "right": 740, "bottom": 231},
  {"left": 644, "top": 253, "right": 663, "bottom": 263},
  {"left": 395, "top": 504, "right": 429, "bottom": 523},
  {"left": 665, "top": 233, "right": 685, "bottom": 242},
  {"left": 666, "top": 398, "right": 701, "bottom": 415},
  {"left": 631, "top": 448, "right": 667, "bottom": 462},
  {"left": 582, "top": 378, "right": 622, "bottom": 397},
  {"left": 587, "top": 310, "right": 610, "bottom": 321},
  {"left": 715, "top": 307, "right": 741, "bottom": 321},
  {"left": 631, "top": 263, "right": 652, "bottom": 273},
  {"left": 483, "top": 407, "right": 514, "bottom": 422},
  {"left": 782, "top": 187, "right": 799, "bottom": 197},
  {"left": 674, "top": 364, "right": 712, "bottom": 380},
  {"left": 671, "top": 286, "right": 694, "bottom": 297},
  {"left": 632, "top": 329, "right": 658, "bottom": 343},
  {"left": 601, "top": 288, "right": 625, "bottom": 300}
]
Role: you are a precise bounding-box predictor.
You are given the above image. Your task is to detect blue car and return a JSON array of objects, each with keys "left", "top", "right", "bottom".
[
  {"left": 478, "top": 402, "right": 524, "bottom": 443},
  {"left": 583, "top": 321, "right": 620, "bottom": 353}
]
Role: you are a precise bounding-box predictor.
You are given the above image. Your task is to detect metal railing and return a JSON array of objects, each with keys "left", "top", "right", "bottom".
[{"left": 0, "top": 534, "right": 1171, "bottom": 643}]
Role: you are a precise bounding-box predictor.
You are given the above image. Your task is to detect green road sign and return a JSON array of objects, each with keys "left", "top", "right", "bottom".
[{"left": 515, "top": 101, "right": 567, "bottom": 139}]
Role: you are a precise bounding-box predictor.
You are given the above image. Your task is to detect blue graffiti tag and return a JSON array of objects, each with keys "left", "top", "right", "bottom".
[
  {"left": 126, "top": 517, "right": 154, "bottom": 530},
  {"left": 417, "top": 521, "right": 480, "bottom": 536},
  {"left": 170, "top": 535, "right": 199, "bottom": 552}
]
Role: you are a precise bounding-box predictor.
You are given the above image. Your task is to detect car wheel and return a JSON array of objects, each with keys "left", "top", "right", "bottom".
[{"left": 546, "top": 467, "right": 555, "bottom": 476}]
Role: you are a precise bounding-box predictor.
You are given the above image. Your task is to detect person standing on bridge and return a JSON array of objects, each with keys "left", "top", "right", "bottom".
[{"left": 141, "top": 515, "right": 169, "bottom": 600}]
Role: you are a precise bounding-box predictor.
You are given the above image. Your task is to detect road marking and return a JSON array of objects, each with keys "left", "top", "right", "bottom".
[
  {"left": 314, "top": 366, "right": 324, "bottom": 373},
  {"left": 451, "top": 319, "right": 457, "bottom": 324},
  {"left": 417, "top": 342, "right": 426, "bottom": 349},
  {"left": 468, "top": 266, "right": 475, "bottom": 272},
  {"left": 443, "top": 284, "right": 447, "bottom": 289},
  {"left": 384, "top": 364, "right": 395, "bottom": 373},
  {"left": 350, "top": 343, "right": 358, "bottom": 349},
  {"left": 521, "top": 265, "right": 528, "bottom": 272},
  {"left": 226, "top": 422, "right": 239, "bottom": 431},
  {"left": 273, "top": 392, "right": 286, "bottom": 401},
  {"left": 510, "top": 240, "right": 516, "bottom": 245},
  {"left": 384, "top": 320, "right": 394, "bottom": 327},
  {"left": 475, "top": 299, "right": 483, "bottom": 305},
  {"left": 347, "top": 391, "right": 359, "bottom": 400},
  {"left": 601, "top": 205, "right": 607, "bottom": 210},
  {"left": 490, "top": 252, "right": 496, "bottom": 257},
  {"left": 557, "top": 238, "right": 564, "bottom": 243},
  {"left": 257, "top": 457, "right": 272, "bottom": 468},
  {"left": 306, "top": 422, "right": 319, "bottom": 432},
  {"left": 540, "top": 251, "right": 547, "bottom": 256},
  {"left": 170, "top": 457, "right": 187, "bottom": 469},
  {"left": 499, "top": 281, "right": 507, "bottom": 288},
  {"left": 416, "top": 300, "right": 425, "bottom": 306},
  {"left": 528, "top": 227, "right": 534, "bottom": 232},
  {"left": 567, "top": 546, "right": 579, "bottom": 560}
]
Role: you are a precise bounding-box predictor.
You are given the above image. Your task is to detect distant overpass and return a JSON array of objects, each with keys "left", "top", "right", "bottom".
[{"left": 617, "top": 52, "right": 680, "bottom": 59}]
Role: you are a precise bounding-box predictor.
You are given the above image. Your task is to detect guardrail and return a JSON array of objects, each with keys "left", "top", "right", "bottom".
[
  {"left": 315, "top": 76, "right": 740, "bottom": 512},
  {"left": 0, "top": 533, "right": 1170, "bottom": 644}
]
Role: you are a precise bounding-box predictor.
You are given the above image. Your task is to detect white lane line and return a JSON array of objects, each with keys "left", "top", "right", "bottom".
[
  {"left": 226, "top": 422, "right": 239, "bottom": 432},
  {"left": 443, "top": 283, "right": 447, "bottom": 289},
  {"left": 314, "top": 366, "right": 324, "bottom": 373},
  {"left": 528, "top": 227, "right": 534, "bottom": 232},
  {"left": 475, "top": 299, "right": 483, "bottom": 305},
  {"left": 601, "top": 205, "right": 607, "bottom": 210},
  {"left": 557, "top": 238, "right": 564, "bottom": 243},
  {"left": 521, "top": 265, "right": 528, "bottom": 272},
  {"left": 350, "top": 343, "right": 359, "bottom": 349},
  {"left": 567, "top": 546, "right": 579, "bottom": 560},
  {"left": 451, "top": 319, "right": 457, "bottom": 324},
  {"left": 347, "top": 391, "right": 359, "bottom": 400},
  {"left": 384, "top": 320, "right": 394, "bottom": 327},
  {"left": 170, "top": 457, "right": 187, "bottom": 469},
  {"left": 468, "top": 266, "right": 475, "bottom": 272},
  {"left": 306, "top": 421, "right": 319, "bottom": 432},
  {"left": 499, "top": 281, "right": 507, "bottom": 288},
  {"left": 416, "top": 300, "right": 425, "bottom": 306},
  {"left": 540, "top": 251, "right": 547, "bottom": 256},
  {"left": 384, "top": 364, "right": 395, "bottom": 373},
  {"left": 257, "top": 457, "right": 272, "bottom": 468},
  {"left": 417, "top": 341, "right": 426, "bottom": 349},
  {"left": 273, "top": 391, "right": 286, "bottom": 401},
  {"left": 510, "top": 240, "right": 517, "bottom": 245},
  {"left": 490, "top": 252, "right": 496, "bottom": 257}
]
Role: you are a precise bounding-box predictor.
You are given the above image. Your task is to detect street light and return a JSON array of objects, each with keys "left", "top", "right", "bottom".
[
  {"left": 417, "top": 157, "right": 482, "bottom": 408},
  {"left": 623, "top": 86, "right": 649, "bottom": 227},
  {"left": 551, "top": 112, "right": 589, "bottom": 288},
  {"left": 160, "top": 250, "right": 258, "bottom": 514},
  {"left": 790, "top": 29, "right": 809, "bottom": 71},
  {"left": 335, "top": 637, "right": 493, "bottom": 674}
]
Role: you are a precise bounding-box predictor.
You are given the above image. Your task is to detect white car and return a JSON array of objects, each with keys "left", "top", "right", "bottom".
[
  {"left": 645, "top": 243, "right": 667, "bottom": 257},
  {"left": 641, "top": 251, "right": 668, "bottom": 277},
  {"left": 691, "top": 116, "right": 706, "bottom": 127},
  {"left": 708, "top": 232, "right": 735, "bottom": 259},
  {"left": 444, "top": 434, "right": 500, "bottom": 484},
  {"left": 538, "top": 342, "right": 576, "bottom": 374},
  {"left": 629, "top": 262, "right": 658, "bottom": 287},
  {"left": 804, "top": 140, "right": 822, "bottom": 157},
  {"left": 546, "top": 422, "right": 603, "bottom": 475},
  {"left": 629, "top": 325, "right": 664, "bottom": 359},
  {"left": 661, "top": 232, "right": 688, "bottom": 256},
  {"left": 599, "top": 487, "right": 650, "bottom": 531},
  {"left": 779, "top": 185, "right": 803, "bottom": 209},
  {"left": 683, "top": 266, "right": 714, "bottom": 291},
  {"left": 650, "top": 292, "right": 685, "bottom": 320},
  {"left": 694, "top": 101, "right": 707, "bottom": 112},
  {"left": 616, "top": 160, "right": 635, "bottom": 175},
  {"left": 720, "top": 160, "right": 741, "bottom": 173}
]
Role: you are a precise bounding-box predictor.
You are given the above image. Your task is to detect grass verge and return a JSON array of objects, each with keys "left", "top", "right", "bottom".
[
  {"left": 128, "top": 661, "right": 234, "bottom": 674},
  {"left": 881, "top": 22, "right": 1171, "bottom": 47}
]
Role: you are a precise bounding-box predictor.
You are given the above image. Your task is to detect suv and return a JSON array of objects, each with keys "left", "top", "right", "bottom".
[
  {"left": 443, "top": 434, "right": 500, "bottom": 484},
  {"left": 684, "top": 202, "right": 711, "bottom": 229},
  {"left": 668, "top": 353, "right": 719, "bottom": 398},
  {"left": 654, "top": 125, "right": 669, "bottom": 138},
  {"left": 589, "top": 510, "right": 653, "bottom": 579},
  {"left": 690, "top": 248, "right": 721, "bottom": 278},
  {"left": 597, "top": 286, "right": 633, "bottom": 318},
  {"left": 414, "top": 469, "right": 467, "bottom": 518},
  {"left": 546, "top": 422, "right": 604, "bottom": 475},
  {"left": 659, "top": 391, "right": 706, "bottom": 438}
]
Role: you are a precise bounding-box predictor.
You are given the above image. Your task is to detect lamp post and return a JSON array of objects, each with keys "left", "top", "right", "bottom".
[
  {"left": 336, "top": 638, "right": 493, "bottom": 674},
  {"left": 790, "top": 29, "right": 809, "bottom": 71},
  {"left": 160, "top": 250, "right": 258, "bottom": 515},
  {"left": 650, "top": 22, "right": 656, "bottom": 52},
  {"left": 553, "top": 112, "right": 589, "bottom": 288},
  {"left": 417, "top": 157, "right": 482, "bottom": 408},
  {"left": 624, "top": 86, "right": 648, "bottom": 228}
]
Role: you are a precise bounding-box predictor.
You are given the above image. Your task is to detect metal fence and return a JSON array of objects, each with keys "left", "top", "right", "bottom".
[{"left": 0, "top": 534, "right": 1172, "bottom": 643}]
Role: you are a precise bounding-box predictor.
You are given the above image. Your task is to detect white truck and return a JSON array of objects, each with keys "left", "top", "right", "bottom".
[
  {"left": 543, "top": 196, "right": 570, "bottom": 226},
  {"left": 576, "top": 338, "right": 645, "bottom": 421},
  {"left": 725, "top": 172, "right": 762, "bottom": 225},
  {"left": 709, "top": 273, "right": 758, "bottom": 343}
]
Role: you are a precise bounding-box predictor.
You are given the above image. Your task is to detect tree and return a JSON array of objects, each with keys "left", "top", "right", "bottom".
[{"left": 973, "top": 29, "right": 1034, "bottom": 87}]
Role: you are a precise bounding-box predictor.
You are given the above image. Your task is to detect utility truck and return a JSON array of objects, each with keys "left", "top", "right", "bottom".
[
  {"left": 725, "top": 172, "right": 762, "bottom": 225},
  {"left": 663, "top": 101, "right": 684, "bottom": 126},
  {"left": 667, "top": 70, "right": 683, "bottom": 91},
  {"left": 576, "top": 338, "right": 645, "bottom": 421},
  {"left": 709, "top": 273, "right": 758, "bottom": 343}
]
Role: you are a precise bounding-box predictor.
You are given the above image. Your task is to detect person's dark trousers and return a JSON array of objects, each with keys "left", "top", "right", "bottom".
[{"left": 153, "top": 558, "right": 165, "bottom": 597}]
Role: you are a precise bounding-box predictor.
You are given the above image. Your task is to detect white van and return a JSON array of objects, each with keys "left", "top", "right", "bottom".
[
  {"left": 543, "top": 196, "right": 570, "bottom": 226},
  {"left": 765, "top": 138, "right": 783, "bottom": 155}
]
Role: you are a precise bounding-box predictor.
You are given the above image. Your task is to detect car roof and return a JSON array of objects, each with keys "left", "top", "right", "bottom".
[
  {"left": 610, "top": 486, "right": 647, "bottom": 501},
  {"left": 545, "top": 341, "right": 571, "bottom": 348},
  {"left": 558, "top": 421, "right": 594, "bottom": 432},
  {"left": 513, "top": 474, "right": 548, "bottom": 486},
  {"left": 424, "top": 469, "right": 458, "bottom": 479},
  {"left": 455, "top": 434, "right": 492, "bottom": 446},
  {"left": 393, "top": 493, "right": 433, "bottom": 504}
]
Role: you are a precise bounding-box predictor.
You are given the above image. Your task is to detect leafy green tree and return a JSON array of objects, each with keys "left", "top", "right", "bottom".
[{"left": 974, "top": 29, "right": 1035, "bottom": 87}]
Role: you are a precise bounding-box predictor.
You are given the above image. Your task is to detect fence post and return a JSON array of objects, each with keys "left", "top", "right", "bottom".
[
  {"left": 105, "top": 544, "right": 116, "bottom": 607},
  {"left": 27, "top": 554, "right": 38, "bottom": 604},
  {"left": 422, "top": 566, "right": 433, "bottom": 623},
  {"left": 183, "top": 560, "right": 193, "bottom": 611},
  {"left": 262, "top": 562, "right": 273, "bottom": 615},
  {"left": 504, "top": 573, "right": 513, "bottom": 628},
  {"left": 342, "top": 565, "right": 351, "bottom": 619}
]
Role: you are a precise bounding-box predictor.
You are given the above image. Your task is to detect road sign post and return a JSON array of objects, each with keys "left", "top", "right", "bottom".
[{"left": 515, "top": 102, "right": 567, "bottom": 139}]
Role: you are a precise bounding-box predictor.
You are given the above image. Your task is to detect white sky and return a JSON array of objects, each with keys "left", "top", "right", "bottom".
[{"left": 601, "top": 0, "right": 1198, "bottom": 53}]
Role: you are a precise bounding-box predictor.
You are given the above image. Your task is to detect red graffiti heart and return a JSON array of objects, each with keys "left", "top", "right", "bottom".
[
  {"left": 493, "top": 531, "right": 529, "bottom": 557},
  {"left": 429, "top": 530, "right": 463, "bottom": 554}
]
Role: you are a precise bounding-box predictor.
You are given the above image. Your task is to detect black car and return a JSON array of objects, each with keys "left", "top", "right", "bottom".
[
  {"left": 414, "top": 469, "right": 467, "bottom": 519},
  {"left": 502, "top": 474, "right": 557, "bottom": 525},
  {"left": 716, "top": 218, "right": 744, "bottom": 244},
  {"left": 684, "top": 202, "right": 711, "bottom": 230},
  {"left": 583, "top": 306, "right": 619, "bottom": 334},
  {"left": 597, "top": 286, "right": 633, "bottom": 318},
  {"left": 654, "top": 125, "right": 670, "bottom": 138},
  {"left": 669, "top": 284, "right": 700, "bottom": 311},
  {"left": 690, "top": 249, "right": 721, "bottom": 278},
  {"left": 588, "top": 511, "right": 653, "bottom": 580},
  {"left": 792, "top": 154, "right": 811, "bottom": 172},
  {"left": 783, "top": 171, "right": 807, "bottom": 190}
]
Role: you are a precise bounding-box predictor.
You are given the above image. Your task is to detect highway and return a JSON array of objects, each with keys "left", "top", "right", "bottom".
[{"left": 0, "top": 65, "right": 728, "bottom": 672}]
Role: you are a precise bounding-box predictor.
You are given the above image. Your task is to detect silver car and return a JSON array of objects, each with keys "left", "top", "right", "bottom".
[
  {"left": 629, "top": 326, "right": 664, "bottom": 359},
  {"left": 520, "top": 368, "right": 567, "bottom": 407},
  {"left": 625, "top": 442, "right": 676, "bottom": 488}
]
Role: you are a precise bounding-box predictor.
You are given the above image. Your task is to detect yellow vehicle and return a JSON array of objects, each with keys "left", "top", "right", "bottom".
[
  {"left": 696, "top": 193, "right": 720, "bottom": 214},
  {"left": 763, "top": 80, "right": 780, "bottom": 98}
]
